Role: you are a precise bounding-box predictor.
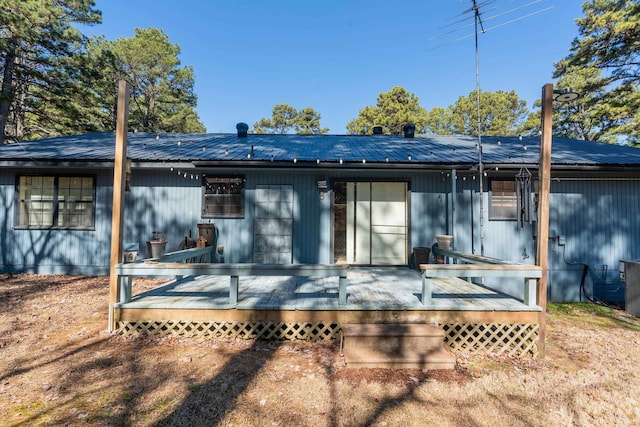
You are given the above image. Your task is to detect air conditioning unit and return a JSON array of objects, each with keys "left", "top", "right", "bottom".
[{"left": 625, "top": 261, "right": 640, "bottom": 317}]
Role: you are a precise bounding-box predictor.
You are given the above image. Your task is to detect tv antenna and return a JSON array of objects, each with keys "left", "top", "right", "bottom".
[{"left": 427, "top": 0, "right": 553, "bottom": 256}]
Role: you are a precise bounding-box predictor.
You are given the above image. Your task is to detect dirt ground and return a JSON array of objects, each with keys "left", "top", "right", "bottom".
[{"left": 1, "top": 274, "right": 639, "bottom": 426}]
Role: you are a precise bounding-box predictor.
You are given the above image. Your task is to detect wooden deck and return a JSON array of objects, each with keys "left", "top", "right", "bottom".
[
  {"left": 115, "top": 267, "right": 540, "bottom": 311},
  {"left": 114, "top": 267, "right": 542, "bottom": 356},
  {"left": 115, "top": 267, "right": 540, "bottom": 320}
]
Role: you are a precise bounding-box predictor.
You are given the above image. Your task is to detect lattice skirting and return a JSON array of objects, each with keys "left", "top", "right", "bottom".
[
  {"left": 442, "top": 323, "right": 539, "bottom": 357},
  {"left": 115, "top": 320, "right": 340, "bottom": 341},
  {"left": 115, "top": 321, "right": 539, "bottom": 357}
]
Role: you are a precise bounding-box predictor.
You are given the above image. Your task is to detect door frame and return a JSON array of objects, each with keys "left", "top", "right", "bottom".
[{"left": 331, "top": 179, "right": 411, "bottom": 266}]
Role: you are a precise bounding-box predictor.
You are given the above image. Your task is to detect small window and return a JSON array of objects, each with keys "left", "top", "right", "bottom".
[
  {"left": 489, "top": 180, "right": 517, "bottom": 220},
  {"left": 202, "top": 176, "right": 244, "bottom": 218},
  {"left": 16, "top": 175, "right": 95, "bottom": 229}
]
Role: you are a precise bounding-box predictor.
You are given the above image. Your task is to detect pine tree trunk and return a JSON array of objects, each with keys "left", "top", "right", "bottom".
[{"left": 0, "top": 42, "right": 17, "bottom": 144}]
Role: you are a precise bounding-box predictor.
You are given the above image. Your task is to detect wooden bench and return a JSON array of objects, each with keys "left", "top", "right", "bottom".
[
  {"left": 116, "top": 260, "right": 349, "bottom": 306},
  {"left": 419, "top": 263, "right": 542, "bottom": 306}
]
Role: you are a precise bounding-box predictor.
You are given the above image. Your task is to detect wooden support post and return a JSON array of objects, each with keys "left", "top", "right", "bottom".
[
  {"left": 119, "top": 276, "right": 132, "bottom": 303},
  {"left": 108, "top": 80, "right": 130, "bottom": 332},
  {"left": 421, "top": 276, "right": 432, "bottom": 305},
  {"left": 339, "top": 275, "right": 347, "bottom": 305},
  {"left": 230, "top": 276, "right": 239, "bottom": 305},
  {"left": 536, "top": 83, "right": 553, "bottom": 357},
  {"left": 524, "top": 278, "right": 537, "bottom": 307}
]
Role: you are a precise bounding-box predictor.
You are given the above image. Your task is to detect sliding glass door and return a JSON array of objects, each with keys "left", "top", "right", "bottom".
[{"left": 333, "top": 181, "right": 408, "bottom": 265}]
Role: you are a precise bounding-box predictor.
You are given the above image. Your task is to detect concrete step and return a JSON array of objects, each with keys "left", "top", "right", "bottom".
[{"left": 342, "top": 323, "right": 456, "bottom": 370}]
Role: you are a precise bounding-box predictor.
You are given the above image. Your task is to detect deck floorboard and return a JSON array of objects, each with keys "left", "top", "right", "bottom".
[{"left": 115, "top": 267, "right": 541, "bottom": 312}]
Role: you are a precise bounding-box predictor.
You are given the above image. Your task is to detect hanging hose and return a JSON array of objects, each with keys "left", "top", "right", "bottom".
[{"left": 559, "top": 240, "right": 622, "bottom": 309}]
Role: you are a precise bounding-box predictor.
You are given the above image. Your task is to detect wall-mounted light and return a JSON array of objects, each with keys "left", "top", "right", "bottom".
[{"left": 317, "top": 180, "right": 328, "bottom": 200}]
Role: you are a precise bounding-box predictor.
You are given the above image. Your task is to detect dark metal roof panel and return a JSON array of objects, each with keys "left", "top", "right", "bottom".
[{"left": 2, "top": 132, "right": 640, "bottom": 167}]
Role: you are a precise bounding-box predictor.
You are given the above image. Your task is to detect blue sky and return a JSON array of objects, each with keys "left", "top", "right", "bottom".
[{"left": 82, "top": 0, "right": 585, "bottom": 134}]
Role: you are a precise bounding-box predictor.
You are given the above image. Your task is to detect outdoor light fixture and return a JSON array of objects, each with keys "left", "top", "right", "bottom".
[
  {"left": 317, "top": 180, "right": 328, "bottom": 200},
  {"left": 553, "top": 88, "right": 579, "bottom": 103}
]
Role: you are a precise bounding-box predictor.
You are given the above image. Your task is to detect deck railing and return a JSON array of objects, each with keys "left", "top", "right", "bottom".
[
  {"left": 420, "top": 248, "right": 542, "bottom": 306},
  {"left": 147, "top": 246, "right": 214, "bottom": 263},
  {"left": 116, "top": 246, "right": 348, "bottom": 306}
]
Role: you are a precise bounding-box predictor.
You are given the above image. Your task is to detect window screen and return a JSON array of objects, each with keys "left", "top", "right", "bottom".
[
  {"left": 202, "top": 176, "right": 244, "bottom": 218},
  {"left": 489, "top": 180, "right": 517, "bottom": 220},
  {"left": 17, "top": 175, "right": 95, "bottom": 229}
]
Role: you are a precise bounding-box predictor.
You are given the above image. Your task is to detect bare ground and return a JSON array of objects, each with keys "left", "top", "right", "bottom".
[{"left": 1, "top": 274, "right": 639, "bottom": 426}]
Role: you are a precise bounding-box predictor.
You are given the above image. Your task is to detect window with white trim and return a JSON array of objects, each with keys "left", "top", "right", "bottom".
[
  {"left": 202, "top": 176, "right": 245, "bottom": 218},
  {"left": 16, "top": 175, "right": 96, "bottom": 229}
]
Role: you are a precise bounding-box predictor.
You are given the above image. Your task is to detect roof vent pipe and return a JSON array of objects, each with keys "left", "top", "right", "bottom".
[
  {"left": 403, "top": 123, "right": 415, "bottom": 138},
  {"left": 236, "top": 122, "right": 249, "bottom": 138},
  {"left": 372, "top": 126, "right": 383, "bottom": 135}
]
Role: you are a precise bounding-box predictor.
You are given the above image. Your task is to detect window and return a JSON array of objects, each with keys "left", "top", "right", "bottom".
[
  {"left": 489, "top": 180, "right": 517, "bottom": 220},
  {"left": 16, "top": 175, "right": 95, "bottom": 229},
  {"left": 202, "top": 176, "right": 244, "bottom": 218}
]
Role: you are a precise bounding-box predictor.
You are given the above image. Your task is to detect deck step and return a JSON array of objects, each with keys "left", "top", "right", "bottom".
[{"left": 342, "top": 323, "right": 456, "bottom": 370}]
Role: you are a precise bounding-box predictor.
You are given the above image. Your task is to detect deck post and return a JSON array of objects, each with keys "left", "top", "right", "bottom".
[
  {"left": 119, "top": 276, "right": 132, "bottom": 303},
  {"left": 536, "top": 83, "right": 553, "bottom": 357},
  {"left": 524, "top": 278, "right": 536, "bottom": 307},
  {"left": 230, "top": 275, "right": 239, "bottom": 305},
  {"left": 339, "top": 275, "right": 347, "bottom": 305},
  {"left": 421, "top": 275, "right": 432, "bottom": 305},
  {"left": 108, "top": 80, "right": 130, "bottom": 332}
]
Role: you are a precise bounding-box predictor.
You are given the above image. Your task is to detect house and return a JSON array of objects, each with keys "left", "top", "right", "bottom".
[{"left": 2, "top": 128, "right": 639, "bottom": 303}]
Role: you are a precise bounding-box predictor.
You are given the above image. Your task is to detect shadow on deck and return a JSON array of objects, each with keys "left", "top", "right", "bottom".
[{"left": 115, "top": 267, "right": 541, "bottom": 312}]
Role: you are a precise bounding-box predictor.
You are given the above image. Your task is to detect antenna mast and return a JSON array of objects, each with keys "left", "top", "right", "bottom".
[
  {"left": 472, "top": 0, "right": 486, "bottom": 256},
  {"left": 426, "top": 0, "right": 553, "bottom": 256}
]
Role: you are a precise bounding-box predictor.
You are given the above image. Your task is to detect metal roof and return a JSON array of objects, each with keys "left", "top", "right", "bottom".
[{"left": 2, "top": 132, "right": 640, "bottom": 168}]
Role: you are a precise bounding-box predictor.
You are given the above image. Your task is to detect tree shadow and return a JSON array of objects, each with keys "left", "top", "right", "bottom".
[{"left": 152, "top": 339, "right": 282, "bottom": 426}]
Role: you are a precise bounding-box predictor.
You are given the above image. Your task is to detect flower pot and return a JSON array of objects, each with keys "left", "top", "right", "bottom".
[
  {"left": 123, "top": 242, "right": 139, "bottom": 263},
  {"left": 149, "top": 240, "right": 167, "bottom": 258},
  {"left": 413, "top": 247, "right": 431, "bottom": 271},
  {"left": 435, "top": 234, "right": 453, "bottom": 250}
]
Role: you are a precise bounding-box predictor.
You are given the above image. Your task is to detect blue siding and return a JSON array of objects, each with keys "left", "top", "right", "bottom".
[
  {"left": 122, "top": 169, "right": 334, "bottom": 264},
  {"left": 123, "top": 170, "right": 204, "bottom": 259},
  {"left": 410, "top": 171, "right": 450, "bottom": 250},
  {"left": 3, "top": 164, "right": 640, "bottom": 304},
  {"left": 548, "top": 178, "right": 640, "bottom": 301},
  {"left": 0, "top": 168, "right": 113, "bottom": 274}
]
